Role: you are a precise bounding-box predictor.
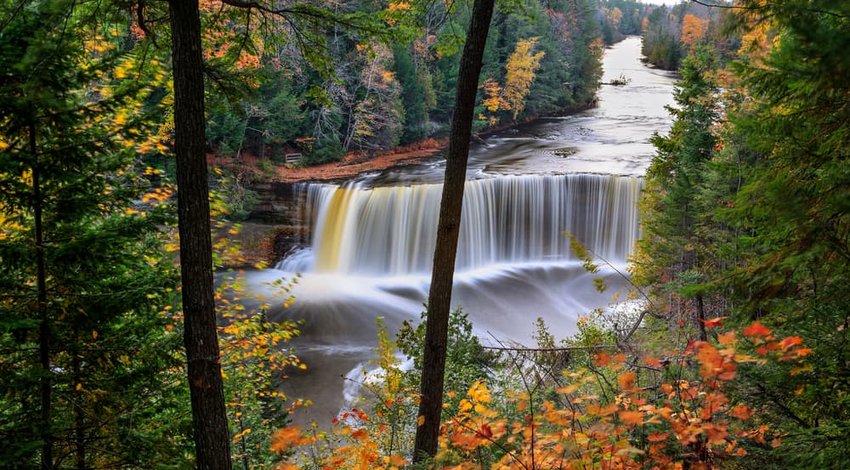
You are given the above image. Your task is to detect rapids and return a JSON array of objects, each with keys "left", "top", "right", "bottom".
[{"left": 238, "top": 37, "right": 677, "bottom": 424}]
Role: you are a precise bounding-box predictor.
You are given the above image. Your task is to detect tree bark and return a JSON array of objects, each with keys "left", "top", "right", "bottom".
[
  {"left": 72, "top": 331, "right": 85, "bottom": 470},
  {"left": 696, "top": 293, "right": 707, "bottom": 342},
  {"left": 412, "top": 0, "right": 495, "bottom": 461},
  {"left": 32, "top": 122, "right": 53, "bottom": 470},
  {"left": 168, "top": 1, "right": 233, "bottom": 468}
]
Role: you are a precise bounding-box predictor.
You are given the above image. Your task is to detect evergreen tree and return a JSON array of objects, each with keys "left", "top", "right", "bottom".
[
  {"left": 637, "top": 45, "right": 720, "bottom": 340},
  {"left": 638, "top": 1, "right": 850, "bottom": 465},
  {"left": 0, "top": 0, "right": 191, "bottom": 466},
  {"left": 394, "top": 45, "right": 429, "bottom": 144},
  {"left": 716, "top": 1, "right": 850, "bottom": 464}
]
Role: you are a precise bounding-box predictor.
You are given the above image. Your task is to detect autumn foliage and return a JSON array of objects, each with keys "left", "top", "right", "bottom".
[
  {"left": 681, "top": 14, "right": 709, "bottom": 47},
  {"left": 271, "top": 319, "right": 812, "bottom": 468},
  {"left": 483, "top": 38, "right": 546, "bottom": 121}
]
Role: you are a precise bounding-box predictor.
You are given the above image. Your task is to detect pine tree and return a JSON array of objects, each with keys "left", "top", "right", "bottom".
[{"left": 0, "top": 1, "right": 191, "bottom": 466}]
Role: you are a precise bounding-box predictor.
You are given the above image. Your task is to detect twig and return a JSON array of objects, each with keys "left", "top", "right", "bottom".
[
  {"left": 688, "top": 0, "right": 847, "bottom": 19},
  {"left": 482, "top": 345, "right": 616, "bottom": 352}
]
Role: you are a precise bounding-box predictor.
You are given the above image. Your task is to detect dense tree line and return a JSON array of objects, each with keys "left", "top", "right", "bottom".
[
  {"left": 641, "top": 1, "right": 740, "bottom": 70},
  {"left": 0, "top": 1, "right": 191, "bottom": 466},
  {"left": 206, "top": 0, "right": 612, "bottom": 165},
  {"left": 6, "top": 0, "right": 848, "bottom": 468},
  {"left": 597, "top": 0, "right": 652, "bottom": 45},
  {"left": 635, "top": 0, "right": 850, "bottom": 465},
  {"left": 0, "top": 0, "right": 616, "bottom": 467}
]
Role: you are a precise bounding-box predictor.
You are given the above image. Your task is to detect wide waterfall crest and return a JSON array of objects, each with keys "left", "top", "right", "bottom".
[{"left": 278, "top": 174, "right": 642, "bottom": 275}]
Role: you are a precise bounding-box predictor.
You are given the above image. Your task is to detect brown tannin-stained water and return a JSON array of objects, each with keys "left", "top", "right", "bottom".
[{"left": 238, "top": 37, "right": 677, "bottom": 425}]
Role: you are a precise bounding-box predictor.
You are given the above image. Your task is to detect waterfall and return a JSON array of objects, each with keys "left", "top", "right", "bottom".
[{"left": 279, "top": 174, "right": 642, "bottom": 275}]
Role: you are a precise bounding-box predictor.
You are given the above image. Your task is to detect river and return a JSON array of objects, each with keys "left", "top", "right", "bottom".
[{"left": 240, "top": 36, "right": 677, "bottom": 424}]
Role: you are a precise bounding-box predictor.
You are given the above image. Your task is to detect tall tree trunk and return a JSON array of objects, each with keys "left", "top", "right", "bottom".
[
  {"left": 412, "top": 0, "right": 495, "bottom": 461},
  {"left": 32, "top": 123, "right": 52, "bottom": 470},
  {"left": 168, "top": 1, "right": 232, "bottom": 468},
  {"left": 72, "top": 328, "right": 85, "bottom": 470},
  {"left": 696, "top": 293, "right": 707, "bottom": 342}
]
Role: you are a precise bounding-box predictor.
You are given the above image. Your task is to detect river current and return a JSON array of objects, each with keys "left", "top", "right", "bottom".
[{"left": 240, "top": 37, "right": 677, "bottom": 424}]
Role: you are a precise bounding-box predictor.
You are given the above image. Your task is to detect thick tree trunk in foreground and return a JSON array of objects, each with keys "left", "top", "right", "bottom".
[
  {"left": 168, "top": 1, "right": 232, "bottom": 468},
  {"left": 413, "top": 0, "right": 495, "bottom": 461}
]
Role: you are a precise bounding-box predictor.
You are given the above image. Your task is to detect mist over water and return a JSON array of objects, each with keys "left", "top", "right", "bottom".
[{"left": 239, "top": 37, "right": 677, "bottom": 424}]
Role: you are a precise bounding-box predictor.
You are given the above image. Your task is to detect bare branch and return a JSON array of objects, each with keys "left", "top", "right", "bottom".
[
  {"left": 688, "top": 0, "right": 848, "bottom": 20},
  {"left": 481, "top": 345, "right": 615, "bottom": 352}
]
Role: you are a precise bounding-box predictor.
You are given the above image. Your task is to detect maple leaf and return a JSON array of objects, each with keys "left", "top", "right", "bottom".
[
  {"left": 618, "top": 410, "right": 643, "bottom": 425},
  {"left": 743, "top": 321, "right": 771, "bottom": 337},
  {"left": 779, "top": 336, "right": 803, "bottom": 350},
  {"left": 730, "top": 404, "right": 753, "bottom": 420},
  {"left": 476, "top": 423, "right": 493, "bottom": 439},
  {"left": 647, "top": 432, "right": 669, "bottom": 442}
]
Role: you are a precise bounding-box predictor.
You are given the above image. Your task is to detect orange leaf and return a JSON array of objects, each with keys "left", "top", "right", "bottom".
[
  {"left": 730, "top": 404, "right": 753, "bottom": 420},
  {"left": 743, "top": 321, "right": 771, "bottom": 337},
  {"left": 476, "top": 423, "right": 493, "bottom": 439},
  {"left": 594, "top": 352, "right": 611, "bottom": 367},
  {"left": 704, "top": 317, "right": 725, "bottom": 329},
  {"left": 270, "top": 426, "right": 307, "bottom": 453},
  {"left": 704, "top": 424, "right": 729, "bottom": 445},
  {"left": 618, "top": 410, "right": 643, "bottom": 425},
  {"left": 614, "top": 353, "right": 627, "bottom": 364},
  {"left": 792, "top": 347, "right": 814, "bottom": 357},
  {"left": 697, "top": 343, "right": 723, "bottom": 379},
  {"left": 718, "top": 331, "right": 736, "bottom": 346},
  {"left": 618, "top": 371, "right": 637, "bottom": 391},
  {"left": 648, "top": 432, "right": 669, "bottom": 442},
  {"left": 779, "top": 336, "right": 804, "bottom": 351},
  {"left": 644, "top": 356, "right": 661, "bottom": 368}
]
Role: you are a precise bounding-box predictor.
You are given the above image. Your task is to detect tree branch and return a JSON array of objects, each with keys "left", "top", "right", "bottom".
[{"left": 688, "top": 0, "right": 848, "bottom": 20}]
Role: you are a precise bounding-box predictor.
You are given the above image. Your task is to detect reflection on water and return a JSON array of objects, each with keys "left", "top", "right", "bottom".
[{"left": 239, "top": 37, "right": 677, "bottom": 425}]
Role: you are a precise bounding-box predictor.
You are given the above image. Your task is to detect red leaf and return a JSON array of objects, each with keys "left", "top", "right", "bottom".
[
  {"left": 476, "top": 423, "right": 493, "bottom": 439},
  {"left": 779, "top": 336, "right": 803, "bottom": 351},
  {"left": 704, "top": 317, "right": 726, "bottom": 329}
]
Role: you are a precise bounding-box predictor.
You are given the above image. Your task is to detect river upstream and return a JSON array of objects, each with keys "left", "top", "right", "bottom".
[{"left": 241, "top": 37, "right": 677, "bottom": 424}]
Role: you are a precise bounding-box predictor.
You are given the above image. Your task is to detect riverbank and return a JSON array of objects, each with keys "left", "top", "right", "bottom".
[
  {"left": 208, "top": 102, "right": 603, "bottom": 185},
  {"left": 208, "top": 138, "right": 447, "bottom": 184}
]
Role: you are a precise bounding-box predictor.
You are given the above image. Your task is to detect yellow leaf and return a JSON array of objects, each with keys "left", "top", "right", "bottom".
[{"left": 557, "top": 383, "right": 580, "bottom": 394}]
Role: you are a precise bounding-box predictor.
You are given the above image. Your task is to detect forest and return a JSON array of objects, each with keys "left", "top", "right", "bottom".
[{"left": 1, "top": 0, "right": 849, "bottom": 469}]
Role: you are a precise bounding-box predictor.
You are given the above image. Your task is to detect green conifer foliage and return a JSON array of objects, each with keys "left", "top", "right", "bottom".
[{"left": 0, "top": 1, "right": 191, "bottom": 466}]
